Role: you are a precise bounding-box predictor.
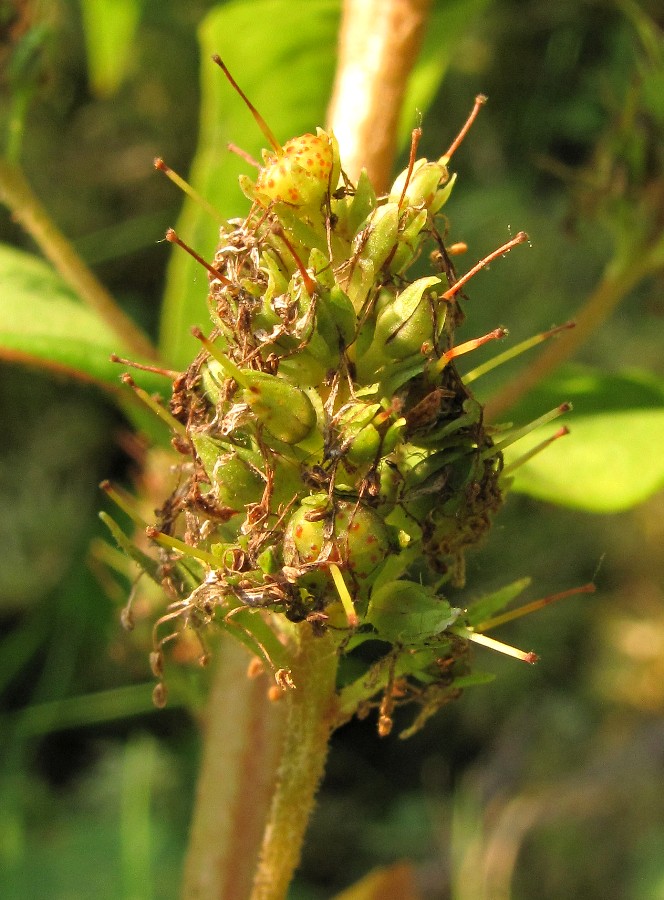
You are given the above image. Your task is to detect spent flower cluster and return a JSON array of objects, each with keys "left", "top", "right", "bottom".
[{"left": 105, "top": 62, "right": 577, "bottom": 736}]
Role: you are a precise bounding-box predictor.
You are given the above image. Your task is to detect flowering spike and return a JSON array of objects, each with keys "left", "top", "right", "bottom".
[{"left": 106, "top": 73, "right": 575, "bottom": 735}]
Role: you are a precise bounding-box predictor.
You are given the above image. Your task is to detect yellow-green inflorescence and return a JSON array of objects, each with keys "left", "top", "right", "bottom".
[{"left": 115, "top": 98, "right": 544, "bottom": 733}]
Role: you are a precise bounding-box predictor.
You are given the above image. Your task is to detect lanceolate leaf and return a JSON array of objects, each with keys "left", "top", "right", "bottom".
[
  {"left": 503, "top": 364, "right": 664, "bottom": 511},
  {"left": 0, "top": 243, "right": 167, "bottom": 395}
]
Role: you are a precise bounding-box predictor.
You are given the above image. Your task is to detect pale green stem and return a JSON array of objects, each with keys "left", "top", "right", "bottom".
[
  {"left": 0, "top": 157, "right": 157, "bottom": 361},
  {"left": 250, "top": 626, "right": 340, "bottom": 900}
]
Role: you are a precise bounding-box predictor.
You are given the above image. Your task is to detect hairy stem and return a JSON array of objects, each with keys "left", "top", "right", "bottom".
[
  {"left": 0, "top": 158, "right": 156, "bottom": 361},
  {"left": 327, "top": 0, "right": 434, "bottom": 190},
  {"left": 250, "top": 626, "right": 340, "bottom": 900}
]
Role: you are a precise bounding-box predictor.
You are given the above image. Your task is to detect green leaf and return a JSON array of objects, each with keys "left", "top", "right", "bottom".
[
  {"left": 503, "top": 364, "right": 664, "bottom": 511},
  {"left": 367, "top": 581, "right": 459, "bottom": 645},
  {"left": 79, "top": 0, "right": 142, "bottom": 97},
  {"left": 465, "top": 577, "right": 532, "bottom": 627},
  {"left": 0, "top": 243, "right": 167, "bottom": 394},
  {"left": 159, "top": 0, "right": 341, "bottom": 368}
]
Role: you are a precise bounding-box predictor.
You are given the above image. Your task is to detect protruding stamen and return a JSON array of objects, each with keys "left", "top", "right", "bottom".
[
  {"left": 154, "top": 158, "right": 225, "bottom": 224},
  {"left": 212, "top": 55, "right": 282, "bottom": 156},
  {"left": 464, "top": 322, "right": 576, "bottom": 384},
  {"left": 396, "top": 127, "right": 423, "bottom": 209},
  {"left": 227, "top": 142, "right": 261, "bottom": 169},
  {"left": 442, "top": 232, "right": 528, "bottom": 301},
  {"left": 100, "top": 479, "right": 149, "bottom": 528},
  {"left": 272, "top": 226, "right": 317, "bottom": 296},
  {"left": 475, "top": 583, "right": 596, "bottom": 632},
  {"left": 491, "top": 402, "right": 572, "bottom": 453},
  {"left": 145, "top": 525, "right": 219, "bottom": 567},
  {"left": 191, "top": 326, "right": 245, "bottom": 384},
  {"left": 433, "top": 327, "right": 508, "bottom": 374},
  {"left": 120, "top": 373, "right": 188, "bottom": 439},
  {"left": 452, "top": 625, "right": 538, "bottom": 663},
  {"left": 329, "top": 563, "right": 358, "bottom": 627},
  {"left": 501, "top": 425, "right": 570, "bottom": 476},
  {"left": 110, "top": 353, "right": 180, "bottom": 380},
  {"left": 165, "top": 229, "right": 232, "bottom": 285},
  {"left": 441, "top": 94, "right": 488, "bottom": 163}
]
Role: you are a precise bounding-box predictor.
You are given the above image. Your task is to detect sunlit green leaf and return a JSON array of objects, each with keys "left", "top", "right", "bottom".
[
  {"left": 0, "top": 243, "right": 168, "bottom": 399},
  {"left": 465, "top": 577, "right": 532, "bottom": 627},
  {"left": 504, "top": 365, "right": 664, "bottom": 511},
  {"left": 79, "top": 0, "right": 142, "bottom": 97}
]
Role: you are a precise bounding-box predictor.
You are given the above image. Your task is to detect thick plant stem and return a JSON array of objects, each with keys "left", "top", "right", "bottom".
[
  {"left": 0, "top": 158, "right": 156, "bottom": 361},
  {"left": 182, "top": 637, "right": 287, "bottom": 900},
  {"left": 327, "top": 0, "right": 433, "bottom": 190},
  {"left": 250, "top": 626, "right": 340, "bottom": 900}
]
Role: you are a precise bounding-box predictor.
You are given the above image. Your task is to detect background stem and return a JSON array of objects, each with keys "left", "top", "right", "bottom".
[
  {"left": 182, "top": 638, "right": 286, "bottom": 900},
  {"left": 327, "top": 0, "right": 434, "bottom": 190},
  {"left": 0, "top": 158, "right": 156, "bottom": 361}
]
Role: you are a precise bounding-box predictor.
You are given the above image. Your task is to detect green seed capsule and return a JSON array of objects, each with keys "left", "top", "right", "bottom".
[
  {"left": 284, "top": 499, "right": 391, "bottom": 584},
  {"left": 206, "top": 358, "right": 317, "bottom": 445}
]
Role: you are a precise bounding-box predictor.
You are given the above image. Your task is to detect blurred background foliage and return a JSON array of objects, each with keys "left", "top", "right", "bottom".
[{"left": 0, "top": 0, "right": 663, "bottom": 897}]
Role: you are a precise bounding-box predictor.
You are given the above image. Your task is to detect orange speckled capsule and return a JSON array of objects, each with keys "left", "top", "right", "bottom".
[
  {"left": 285, "top": 499, "right": 391, "bottom": 582},
  {"left": 255, "top": 129, "right": 336, "bottom": 208}
]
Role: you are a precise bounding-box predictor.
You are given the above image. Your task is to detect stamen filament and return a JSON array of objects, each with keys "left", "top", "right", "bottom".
[
  {"left": 490, "top": 403, "right": 572, "bottom": 454},
  {"left": 464, "top": 322, "right": 575, "bottom": 384},
  {"left": 396, "top": 127, "right": 423, "bottom": 209},
  {"left": 501, "top": 426, "right": 570, "bottom": 475},
  {"left": 165, "top": 229, "right": 232, "bottom": 285},
  {"left": 154, "top": 158, "right": 225, "bottom": 225},
  {"left": 434, "top": 327, "right": 508, "bottom": 374},
  {"left": 145, "top": 526, "right": 219, "bottom": 567},
  {"left": 475, "top": 583, "right": 596, "bottom": 632},
  {"left": 212, "top": 55, "right": 282, "bottom": 156},
  {"left": 120, "top": 374, "right": 188, "bottom": 439},
  {"left": 452, "top": 626, "right": 538, "bottom": 663},
  {"left": 99, "top": 480, "right": 149, "bottom": 528},
  {"left": 329, "top": 563, "right": 358, "bottom": 627},
  {"left": 110, "top": 353, "right": 180, "bottom": 380},
  {"left": 442, "top": 232, "right": 528, "bottom": 301},
  {"left": 441, "top": 94, "right": 488, "bottom": 163}
]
